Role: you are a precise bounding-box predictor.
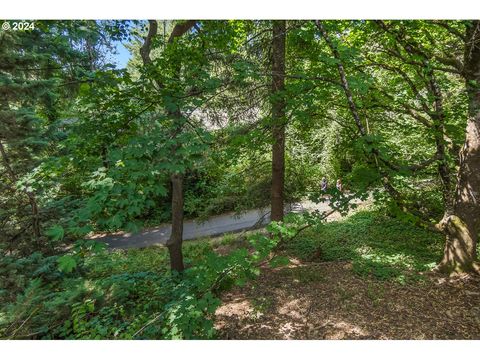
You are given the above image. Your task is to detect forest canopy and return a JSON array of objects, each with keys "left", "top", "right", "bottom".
[{"left": 1, "top": 19, "right": 479, "bottom": 340}]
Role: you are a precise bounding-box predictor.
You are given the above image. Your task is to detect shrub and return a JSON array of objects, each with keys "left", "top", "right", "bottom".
[{"left": 0, "top": 225, "right": 285, "bottom": 339}]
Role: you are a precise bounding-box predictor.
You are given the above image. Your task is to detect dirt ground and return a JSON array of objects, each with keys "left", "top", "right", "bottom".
[{"left": 214, "top": 260, "right": 480, "bottom": 339}]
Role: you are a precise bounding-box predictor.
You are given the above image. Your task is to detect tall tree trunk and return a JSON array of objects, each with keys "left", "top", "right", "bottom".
[
  {"left": 166, "top": 107, "right": 186, "bottom": 272},
  {"left": 164, "top": 20, "right": 195, "bottom": 272},
  {"left": 167, "top": 172, "right": 184, "bottom": 272},
  {"left": 438, "top": 21, "right": 480, "bottom": 273},
  {"left": 270, "top": 20, "right": 286, "bottom": 222},
  {"left": 140, "top": 20, "right": 196, "bottom": 272}
]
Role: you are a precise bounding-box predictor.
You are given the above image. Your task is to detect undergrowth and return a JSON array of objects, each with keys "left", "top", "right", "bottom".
[
  {"left": 284, "top": 210, "right": 444, "bottom": 283},
  {"left": 0, "top": 226, "right": 284, "bottom": 339},
  {"left": 1, "top": 209, "right": 450, "bottom": 339}
]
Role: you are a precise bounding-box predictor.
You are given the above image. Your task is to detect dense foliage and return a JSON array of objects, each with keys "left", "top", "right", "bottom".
[
  {"left": 1, "top": 19, "right": 479, "bottom": 339},
  {"left": 0, "top": 222, "right": 291, "bottom": 339}
]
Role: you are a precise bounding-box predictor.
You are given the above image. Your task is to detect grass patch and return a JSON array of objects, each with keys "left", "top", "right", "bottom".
[
  {"left": 86, "top": 239, "right": 215, "bottom": 278},
  {"left": 284, "top": 210, "right": 444, "bottom": 282}
]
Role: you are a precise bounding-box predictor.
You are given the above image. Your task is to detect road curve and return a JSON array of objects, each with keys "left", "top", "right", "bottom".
[{"left": 95, "top": 200, "right": 348, "bottom": 249}]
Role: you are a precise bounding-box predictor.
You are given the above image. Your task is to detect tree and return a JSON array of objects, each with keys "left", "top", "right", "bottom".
[
  {"left": 139, "top": 20, "right": 197, "bottom": 272},
  {"left": 270, "top": 21, "right": 287, "bottom": 222},
  {"left": 0, "top": 21, "right": 114, "bottom": 252},
  {"left": 311, "top": 20, "right": 480, "bottom": 273},
  {"left": 438, "top": 20, "right": 480, "bottom": 273}
]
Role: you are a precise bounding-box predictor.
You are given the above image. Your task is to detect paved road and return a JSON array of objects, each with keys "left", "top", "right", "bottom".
[{"left": 95, "top": 200, "right": 346, "bottom": 249}]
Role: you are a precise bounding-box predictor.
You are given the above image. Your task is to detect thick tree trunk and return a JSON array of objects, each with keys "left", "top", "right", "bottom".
[
  {"left": 270, "top": 20, "right": 286, "bottom": 222},
  {"left": 167, "top": 172, "right": 185, "bottom": 272},
  {"left": 438, "top": 21, "right": 480, "bottom": 273}
]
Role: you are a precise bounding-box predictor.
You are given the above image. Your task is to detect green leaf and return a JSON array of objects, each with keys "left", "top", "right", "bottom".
[
  {"left": 46, "top": 225, "right": 64, "bottom": 242},
  {"left": 57, "top": 255, "right": 77, "bottom": 273},
  {"left": 269, "top": 256, "right": 291, "bottom": 268}
]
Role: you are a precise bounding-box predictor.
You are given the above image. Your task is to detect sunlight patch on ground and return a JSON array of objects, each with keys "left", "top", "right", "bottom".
[
  {"left": 278, "top": 298, "right": 309, "bottom": 321},
  {"left": 215, "top": 297, "right": 254, "bottom": 318},
  {"left": 319, "top": 319, "right": 369, "bottom": 339}
]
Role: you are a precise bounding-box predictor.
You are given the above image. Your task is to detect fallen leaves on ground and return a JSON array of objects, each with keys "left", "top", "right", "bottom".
[{"left": 215, "top": 260, "right": 480, "bottom": 339}]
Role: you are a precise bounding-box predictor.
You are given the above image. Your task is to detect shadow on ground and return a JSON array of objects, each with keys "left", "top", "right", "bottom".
[
  {"left": 215, "top": 261, "right": 480, "bottom": 339},
  {"left": 215, "top": 210, "right": 480, "bottom": 339}
]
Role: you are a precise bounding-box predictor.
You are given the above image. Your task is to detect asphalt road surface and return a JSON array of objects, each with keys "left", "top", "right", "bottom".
[{"left": 95, "top": 200, "right": 346, "bottom": 249}]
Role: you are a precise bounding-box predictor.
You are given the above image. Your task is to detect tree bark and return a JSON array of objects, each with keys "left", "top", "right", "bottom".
[
  {"left": 270, "top": 20, "right": 286, "bottom": 222},
  {"left": 167, "top": 172, "right": 185, "bottom": 272},
  {"left": 165, "top": 107, "right": 186, "bottom": 273},
  {"left": 438, "top": 21, "right": 480, "bottom": 273},
  {"left": 140, "top": 20, "right": 158, "bottom": 65}
]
